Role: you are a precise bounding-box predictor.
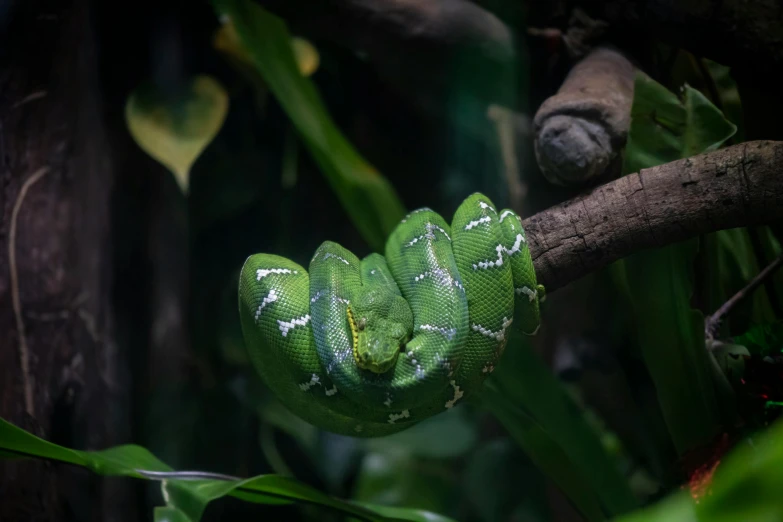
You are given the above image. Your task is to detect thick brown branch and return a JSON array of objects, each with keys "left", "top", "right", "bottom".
[
  {"left": 533, "top": 46, "right": 635, "bottom": 186},
  {"left": 524, "top": 141, "right": 783, "bottom": 291}
]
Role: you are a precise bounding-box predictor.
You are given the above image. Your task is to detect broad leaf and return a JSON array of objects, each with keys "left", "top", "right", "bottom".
[
  {"left": 623, "top": 72, "right": 736, "bottom": 174},
  {"left": 126, "top": 75, "right": 229, "bottom": 194}
]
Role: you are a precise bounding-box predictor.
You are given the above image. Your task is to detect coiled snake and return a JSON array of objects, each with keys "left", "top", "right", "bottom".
[{"left": 238, "top": 193, "right": 544, "bottom": 437}]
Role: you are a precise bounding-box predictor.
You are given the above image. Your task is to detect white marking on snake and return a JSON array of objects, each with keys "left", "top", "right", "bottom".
[
  {"left": 278, "top": 314, "right": 311, "bottom": 337},
  {"left": 383, "top": 393, "right": 392, "bottom": 407},
  {"left": 324, "top": 385, "right": 338, "bottom": 396},
  {"left": 472, "top": 235, "right": 525, "bottom": 270},
  {"left": 310, "top": 290, "right": 325, "bottom": 303},
  {"left": 413, "top": 268, "right": 465, "bottom": 292},
  {"left": 331, "top": 295, "right": 350, "bottom": 305},
  {"left": 405, "top": 222, "right": 451, "bottom": 247},
  {"left": 504, "top": 234, "right": 525, "bottom": 255},
  {"left": 299, "top": 373, "right": 320, "bottom": 392},
  {"left": 388, "top": 410, "right": 410, "bottom": 424},
  {"left": 401, "top": 208, "right": 432, "bottom": 223},
  {"left": 445, "top": 380, "right": 464, "bottom": 409},
  {"left": 478, "top": 201, "right": 497, "bottom": 213},
  {"left": 370, "top": 269, "right": 377, "bottom": 275},
  {"left": 473, "top": 244, "right": 504, "bottom": 270},
  {"left": 254, "top": 289, "right": 278, "bottom": 320},
  {"left": 406, "top": 350, "right": 425, "bottom": 379},
  {"left": 471, "top": 317, "right": 513, "bottom": 342},
  {"left": 499, "top": 210, "right": 515, "bottom": 223},
  {"left": 323, "top": 252, "right": 350, "bottom": 265},
  {"left": 465, "top": 216, "right": 491, "bottom": 230},
  {"left": 515, "top": 286, "right": 537, "bottom": 302},
  {"left": 256, "top": 268, "right": 297, "bottom": 280},
  {"left": 419, "top": 324, "right": 457, "bottom": 341},
  {"left": 482, "top": 364, "right": 495, "bottom": 374}
]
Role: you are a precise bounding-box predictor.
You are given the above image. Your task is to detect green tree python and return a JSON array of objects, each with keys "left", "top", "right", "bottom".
[{"left": 238, "top": 193, "right": 544, "bottom": 437}]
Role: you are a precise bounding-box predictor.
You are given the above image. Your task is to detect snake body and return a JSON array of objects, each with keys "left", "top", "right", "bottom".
[{"left": 238, "top": 193, "right": 543, "bottom": 437}]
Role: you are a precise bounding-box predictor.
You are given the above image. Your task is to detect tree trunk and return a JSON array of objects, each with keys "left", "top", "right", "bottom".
[{"left": 0, "top": 1, "right": 135, "bottom": 519}]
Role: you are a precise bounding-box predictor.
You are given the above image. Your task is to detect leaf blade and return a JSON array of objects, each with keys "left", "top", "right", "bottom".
[{"left": 213, "top": 0, "right": 406, "bottom": 250}]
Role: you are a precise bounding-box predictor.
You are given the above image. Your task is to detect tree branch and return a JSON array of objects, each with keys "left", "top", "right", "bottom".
[
  {"left": 705, "top": 253, "right": 783, "bottom": 340},
  {"left": 525, "top": 141, "right": 783, "bottom": 291},
  {"left": 533, "top": 46, "right": 635, "bottom": 186}
]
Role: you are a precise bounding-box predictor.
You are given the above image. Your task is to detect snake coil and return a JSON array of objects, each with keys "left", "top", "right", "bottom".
[{"left": 239, "top": 193, "right": 543, "bottom": 437}]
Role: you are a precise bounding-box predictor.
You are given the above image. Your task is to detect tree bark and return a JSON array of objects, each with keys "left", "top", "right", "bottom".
[
  {"left": 0, "top": 1, "right": 134, "bottom": 520},
  {"left": 533, "top": 46, "right": 635, "bottom": 187},
  {"left": 526, "top": 140, "right": 783, "bottom": 291}
]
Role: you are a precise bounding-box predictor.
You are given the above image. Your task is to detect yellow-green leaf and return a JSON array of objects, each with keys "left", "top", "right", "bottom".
[
  {"left": 125, "top": 75, "right": 229, "bottom": 194},
  {"left": 291, "top": 37, "right": 319, "bottom": 77},
  {"left": 214, "top": 21, "right": 319, "bottom": 77}
]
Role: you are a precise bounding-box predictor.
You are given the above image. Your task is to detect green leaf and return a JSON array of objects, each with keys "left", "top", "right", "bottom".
[
  {"left": 351, "top": 501, "right": 458, "bottom": 522},
  {"left": 705, "top": 59, "right": 744, "bottom": 143},
  {"left": 352, "top": 450, "right": 456, "bottom": 516},
  {"left": 619, "top": 71, "right": 736, "bottom": 456},
  {"left": 733, "top": 320, "right": 783, "bottom": 357},
  {"left": 623, "top": 243, "right": 722, "bottom": 455},
  {"left": 487, "top": 332, "right": 639, "bottom": 518},
  {"left": 612, "top": 417, "right": 783, "bottom": 522},
  {"left": 364, "top": 405, "right": 478, "bottom": 459},
  {"left": 480, "top": 385, "right": 607, "bottom": 522},
  {"left": 212, "top": 0, "right": 406, "bottom": 251},
  {"left": 682, "top": 84, "right": 737, "bottom": 157},
  {"left": 155, "top": 506, "right": 194, "bottom": 522},
  {"left": 0, "top": 416, "right": 450, "bottom": 522},
  {"left": 125, "top": 75, "right": 229, "bottom": 194},
  {"left": 463, "top": 438, "right": 549, "bottom": 522},
  {"left": 712, "top": 229, "right": 778, "bottom": 335},
  {"left": 622, "top": 72, "right": 736, "bottom": 174}
]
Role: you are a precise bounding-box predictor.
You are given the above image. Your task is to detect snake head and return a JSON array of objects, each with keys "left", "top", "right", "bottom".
[{"left": 348, "top": 290, "right": 413, "bottom": 374}]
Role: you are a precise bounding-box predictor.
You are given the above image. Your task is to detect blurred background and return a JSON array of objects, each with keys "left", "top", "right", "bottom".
[{"left": 1, "top": 0, "right": 782, "bottom": 521}]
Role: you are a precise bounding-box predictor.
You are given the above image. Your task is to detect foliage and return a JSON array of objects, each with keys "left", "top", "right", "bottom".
[
  {"left": 619, "top": 71, "right": 736, "bottom": 455},
  {"left": 613, "top": 416, "right": 783, "bottom": 522},
  {"left": 212, "top": 0, "right": 406, "bottom": 251},
  {"left": 733, "top": 320, "right": 783, "bottom": 357},
  {"left": 622, "top": 72, "right": 736, "bottom": 175},
  {"left": 0, "top": 417, "right": 452, "bottom": 522},
  {"left": 126, "top": 75, "right": 229, "bottom": 194},
  {"left": 6, "top": 1, "right": 783, "bottom": 521},
  {"left": 486, "top": 331, "right": 639, "bottom": 519}
]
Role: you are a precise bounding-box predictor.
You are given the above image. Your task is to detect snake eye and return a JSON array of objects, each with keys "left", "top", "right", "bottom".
[{"left": 357, "top": 317, "right": 367, "bottom": 331}]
